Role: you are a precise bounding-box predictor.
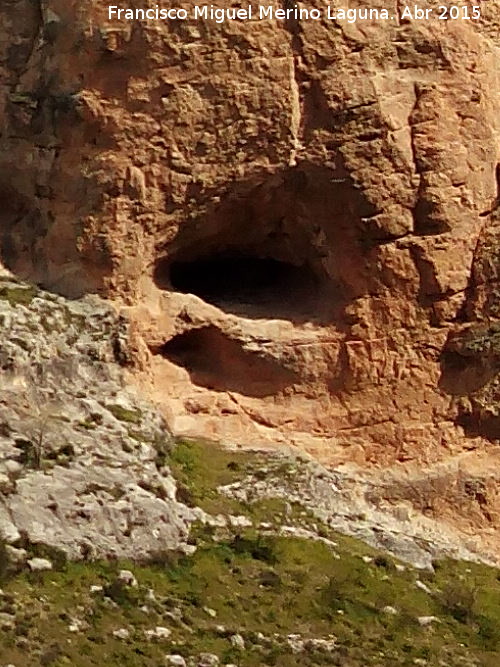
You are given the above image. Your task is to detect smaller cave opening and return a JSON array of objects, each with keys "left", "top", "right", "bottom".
[
  {"left": 456, "top": 412, "right": 500, "bottom": 442},
  {"left": 155, "top": 253, "right": 325, "bottom": 321},
  {"left": 154, "top": 326, "right": 299, "bottom": 397},
  {"left": 439, "top": 348, "right": 500, "bottom": 396}
]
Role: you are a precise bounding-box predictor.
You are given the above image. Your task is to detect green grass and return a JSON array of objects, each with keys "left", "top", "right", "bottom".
[
  {"left": 167, "top": 438, "right": 268, "bottom": 514},
  {"left": 1, "top": 439, "right": 500, "bottom": 666},
  {"left": 2, "top": 533, "right": 500, "bottom": 666},
  {"left": 0, "top": 285, "right": 38, "bottom": 307},
  {"left": 105, "top": 404, "right": 143, "bottom": 425}
]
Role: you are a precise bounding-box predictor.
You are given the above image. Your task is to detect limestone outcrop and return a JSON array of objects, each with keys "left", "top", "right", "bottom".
[
  {"left": 2, "top": 2, "right": 500, "bottom": 549},
  {"left": 0, "top": 274, "right": 196, "bottom": 559}
]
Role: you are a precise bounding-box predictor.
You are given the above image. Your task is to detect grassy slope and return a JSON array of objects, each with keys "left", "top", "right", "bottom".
[{"left": 0, "top": 440, "right": 500, "bottom": 666}]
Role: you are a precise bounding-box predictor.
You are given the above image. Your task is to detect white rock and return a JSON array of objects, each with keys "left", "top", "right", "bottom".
[
  {"left": 415, "top": 580, "right": 432, "bottom": 594},
  {"left": 203, "top": 606, "right": 217, "bottom": 618},
  {"left": 198, "top": 654, "right": 219, "bottom": 666},
  {"left": 286, "top": 634, "right": 305, "bottom": 653},
  {"left": 178, "top": 543, "right": 197, "bottom": 556},
  {"left": 3, "top": 460, "right": 22, "bottom": 475},
  {"left": 164, "top": 608, "right": 183, "bottom": 622},
  {"left": 0, "top": 615, "right": 15, "bottom": 632},
  {"left": 417, "top": 616, "right": 440, "bottom": 626},
  {"left": 161, "top": 477, "right": 177, "bottom": 501},
  {"left": 5, "top": 546, "right": 27, "bottom": 565},
  {"left": 228, "top": 515, "right": 252, "bottom": 528},
  {"left": 361, "top": 555, "right": 373, "bottom": 564},
  {"left": 395, "top": 564, "right": 406, "bottom": 572},
  {"left": 118, "top": 569, "right": 138, "bottom": 587},
  {"left": 145, "top": 626, "right": 171, "bottom": 640},
  {"left": 0, "top": 519, "right": 20, "bottom": 545},
  {"left": 305, "top": 638, "right": 337, "bottom": 652},
  {"left": 205, "top": 514, "right": 226, "bottom": 528},
  {"left": 165, "top": 656, "right": 186, "bottom": 667},
  {"left": 27, "top": 557, "right": 53, "bottom": 572},
  {"left": 229, "top": 634, "right": 245, "bottom": 650},
  {"left": 103, "top": 597, "right": 119, "bottom": 609},
  {"left": 113, "top": 628, "right": 130, "bottom": 640},
  {"left": 382, "top": 606, "right": 398, "bottom": 615},
  {"left": 90, "top": 585, "right": 103, "bottom": 593}
]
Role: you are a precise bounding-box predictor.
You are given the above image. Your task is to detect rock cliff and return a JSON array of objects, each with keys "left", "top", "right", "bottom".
[
  {"left": 2, "top": 2, "right": 500, "bottom": 552},
  {"left": 0, "top": 272, "right": 197, "bottom": 560}
]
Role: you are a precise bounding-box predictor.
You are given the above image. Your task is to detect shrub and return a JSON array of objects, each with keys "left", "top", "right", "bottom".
[
  {"left": 102, "top": 579, "right": 139, "bottom": 607},
  {"left": 438, "top": 581, "right": 477, "bottom": 623},
  {"left": 229, "top": 535, "right": 278, "bottom": 564},
  {"left": 374, "top": 555, "right": 393, "bottom": 570},
  {"left": 259, "top": 569, "right": 282, "bottom": 589},
  {"left": 0, "top": 540, "right": 11, "bottom": 583},
  {"left": 175, "top": 482, "right": 196, "bottom": 507},
  {"left": 477, "top": 614, "right": 500, "bottom": 649}
]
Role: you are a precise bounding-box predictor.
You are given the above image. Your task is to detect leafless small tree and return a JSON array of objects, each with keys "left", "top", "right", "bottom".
[{"left": 18, "top": 367, "right": 63, "bottom": 470}]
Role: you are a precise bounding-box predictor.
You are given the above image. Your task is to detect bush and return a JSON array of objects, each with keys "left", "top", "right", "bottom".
[
  {"left": 102, "top": 579, "right": 140, "bottom": 607},
  {"left": 259, "top": 569, "right": 282, "bottom": 589},
  {"left": 0, "top": 540, "right": 11, "bottom": 583},
  {"left": 374, "top": 555, "right": 393, "bottom": 570},
  {"left": 477, "top": 614, "right": 500, "bottom": 649},
  {"left": 229, "top": 535, "right": 278, "bottom": 564},
  {"left": 175, "top": 482, "right": 196, "bottom": 507},
  {"left": 438, "top": 581, "right": 477, "bottom": 623}
]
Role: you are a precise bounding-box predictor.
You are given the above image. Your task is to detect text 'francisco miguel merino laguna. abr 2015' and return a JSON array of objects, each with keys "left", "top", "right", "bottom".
[{"left": 107, "top": 4, "right": 482, "bottom": 23}]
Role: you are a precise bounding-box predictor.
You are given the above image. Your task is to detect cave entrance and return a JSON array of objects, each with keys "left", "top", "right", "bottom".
[
  {"left": 155, "top": 326, "right": 299, "bottom": 397},
  {"left": 155, "top": 252, "right": 324, "bottom": 321}
]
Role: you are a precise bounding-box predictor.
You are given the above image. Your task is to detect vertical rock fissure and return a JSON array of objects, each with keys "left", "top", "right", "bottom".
[{"left": 283, "top": 0, "right": 305, "bottom": 166}]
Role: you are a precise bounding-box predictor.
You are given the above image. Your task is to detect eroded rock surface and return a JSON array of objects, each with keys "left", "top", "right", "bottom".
[
  {"left": 2, "top": 3, "right": 500, "bottom": 550},
  {"left": 0, "top": 276, "right": 196, "bottom": 559}
]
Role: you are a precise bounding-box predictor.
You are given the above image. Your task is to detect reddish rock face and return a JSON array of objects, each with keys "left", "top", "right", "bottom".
[{"left": 1, "top": 1, "right": 500, "bottom": 478}]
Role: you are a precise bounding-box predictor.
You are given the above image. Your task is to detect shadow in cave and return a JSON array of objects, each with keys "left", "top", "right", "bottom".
[
  {"left": 154, "top": 161, "right": 377, "bottom": 325},
  {"left": 438, "top": 328, "right": 500, "bottom": 441},
  {"left": 153, "top": 326, "right": 299, "bottom": 398},
  {"left": 455, "top": 412, "right": 500, "bottom": 441},
  {"left": 155, "top": 253, "right": 325, "bottom": 322},
  {"left": 438, "top": 348, "right": 500, "bottom": 396}
]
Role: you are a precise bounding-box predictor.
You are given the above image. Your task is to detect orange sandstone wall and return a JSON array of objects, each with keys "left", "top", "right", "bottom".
[{"left": 1, "top": 1, "right": 500, "bottom": 467}]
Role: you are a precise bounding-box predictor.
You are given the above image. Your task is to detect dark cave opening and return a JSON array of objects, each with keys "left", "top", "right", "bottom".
[
  {"left": 170, "top": 255, "right": 310, "bottom": 303},
  {"left": 155, "top": 326, "right": 298, "bottom": 397},
  {"left": 152, "top": 163, "right": 367, "bottom": 322},
  {"left": 155, "top": 253, "right": 324, "bottom": 320}
]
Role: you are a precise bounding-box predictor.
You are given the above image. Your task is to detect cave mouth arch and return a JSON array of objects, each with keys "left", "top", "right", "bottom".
[
  {"left": 154, "top": 251, "right": 326, "bottom": 321},
  {"left": 154, "top": 325, "right": 299, "bottom": 397}
]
